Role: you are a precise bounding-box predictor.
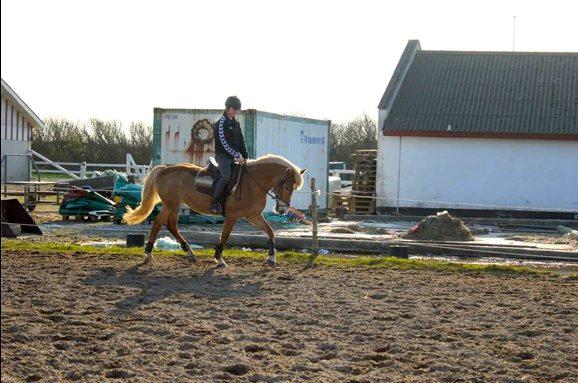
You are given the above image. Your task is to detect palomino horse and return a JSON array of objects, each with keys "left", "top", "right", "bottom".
[{"left": 123, "top": 155, "right": 306, "bottom": 267}]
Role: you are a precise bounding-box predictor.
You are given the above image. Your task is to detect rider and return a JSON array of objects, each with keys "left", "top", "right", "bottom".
[{"left": 210, "top": 96, "right": 249, "bottom": 214}]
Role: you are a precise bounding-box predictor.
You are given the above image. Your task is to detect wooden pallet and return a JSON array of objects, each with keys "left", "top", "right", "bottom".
[
  {"left": 349, "top": 193, "right": 376, "bottom": 214},
  {"left": 349, "top": 189, "right": 373, "bottom": 194},
  {"left": 352, "top": 187, "right": 376, "bottom": 193},
  {"left": 333, "top": 192, "right": 351, "bottom": 208},
  {"left": 351, "top": 150, "right": 377, "bottom": 158},
  {"left": 355, "top": 163, "right": 377, "bottom": 167},
  {"left": 348, "top": 150, "right": 377, "bottom": 214},
  {"left": 354, "top": 167, "right": 376, "bottom": 173},
  {"left": 353, "top": 177, "right": 376, "bottom": 183},
  {"left": 354, "top": 158, "right": 377, "bottom": 163},
  {"left": 61, "top": 215, "right": 112, "bottom": 223}
]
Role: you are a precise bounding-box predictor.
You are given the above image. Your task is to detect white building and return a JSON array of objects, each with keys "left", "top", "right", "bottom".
[
  {"left": 1, "top": 79, "right": 44, "bottom": 182},
  {"left": 377, "top": 40, "right": 578, "bottom": 218}
]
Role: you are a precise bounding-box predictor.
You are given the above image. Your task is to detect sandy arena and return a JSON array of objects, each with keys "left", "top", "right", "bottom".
[{"left": 1, "top": 250, "right": 577, "bottom": 382}]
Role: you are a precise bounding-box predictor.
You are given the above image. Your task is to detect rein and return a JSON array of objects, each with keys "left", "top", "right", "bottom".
[{"left": 243, "top": 165, "right": 290, "bottom": 205}]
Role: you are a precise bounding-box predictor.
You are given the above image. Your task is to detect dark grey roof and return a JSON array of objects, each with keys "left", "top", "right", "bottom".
[{"left": 381, "top": 43, "right": 578, "bottom": 136}]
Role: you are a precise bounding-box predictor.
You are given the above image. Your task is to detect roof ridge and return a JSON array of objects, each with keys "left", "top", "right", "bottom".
[
  {"left": 420, "top": 50, "right": 578, "bottom": 56},
  {"left": 1, "top": 78, "right": 44, "bottom": 127}
]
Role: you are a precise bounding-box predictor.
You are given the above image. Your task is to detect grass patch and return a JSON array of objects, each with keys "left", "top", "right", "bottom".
[
  {"left": 565, "top": 273, "right": 578, "bottom": 281},
  {"left": 31, "top": 171, "right": 74, "bottom": 182},
  {"left": 0, "top": 238, "right": 550, "bottom": 276}
]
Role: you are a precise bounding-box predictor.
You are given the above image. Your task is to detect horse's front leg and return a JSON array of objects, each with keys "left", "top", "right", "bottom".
[
  {"left": 249, "top": 214, "right": 277, "bottom": 267},
  {"left": 215, "top": 217, "right": 237, "bottom": 268}
]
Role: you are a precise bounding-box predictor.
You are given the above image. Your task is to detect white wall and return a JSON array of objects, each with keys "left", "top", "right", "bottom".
[
  {"left": 376, "top": 109, "right": 389, "bottom": 210},
  {"left": 1, "top": 140, "right": 31, "bottom": 182},
  {"left": 254, "top": 112, "right": 329, "bottom": 211},
  {"left": 376, "top": 135, "right": 578, "bottom": 212},
  {"left": 1, "top": 94, "right": 32, "bottom": 181}
]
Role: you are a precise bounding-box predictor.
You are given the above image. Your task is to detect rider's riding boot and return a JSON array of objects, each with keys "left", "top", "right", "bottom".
[
  {"left": 210, "top": 184, "right": 224, "bottom": 214},
  {"left": 209, "top": 200, "right": 222, "bottom": 214}
]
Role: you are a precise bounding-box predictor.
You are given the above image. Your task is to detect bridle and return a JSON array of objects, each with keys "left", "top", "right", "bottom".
[{"left": 243, "top": 165, "right": 294, "bottom": 207}]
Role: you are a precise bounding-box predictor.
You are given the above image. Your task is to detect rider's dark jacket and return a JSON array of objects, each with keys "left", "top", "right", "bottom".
[{"left": 214, "top": 112, "right": 249, "bottom": 160}]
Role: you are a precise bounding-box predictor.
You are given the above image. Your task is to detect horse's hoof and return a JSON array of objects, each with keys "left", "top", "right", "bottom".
[
  {"left": 216, "top": 262, "right": 228, "bottom": 268},
  {"left": 186, "top": 255, "right": 197, "bottom": 263},
  {"left": 140, "top": 256, "right": 153, "bottom": 267},
  {"left": 139, "top": 261, "right": 153, "bottom": 272},
  {"left": 267, "top": 259, "right": 277, "bottom": 268}
]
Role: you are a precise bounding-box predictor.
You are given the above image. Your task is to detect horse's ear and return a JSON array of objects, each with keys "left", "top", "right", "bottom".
[{"left": 300, "top": 168, "right": 307, "bottom": 175}]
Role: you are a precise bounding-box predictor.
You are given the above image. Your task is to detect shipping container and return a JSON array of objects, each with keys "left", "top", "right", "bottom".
[{"left": 152, "top": 108, "right": 330, "bottom": 211}]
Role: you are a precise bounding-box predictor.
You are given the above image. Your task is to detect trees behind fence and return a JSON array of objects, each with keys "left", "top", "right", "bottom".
[
  {"left": 32, "top": 118, "right": 152, "bottom": 164},
  {"left": 34, "top": 115, "right": 375, "bottom": 168},
  {"left": 329, "top": 114, "right": 377, "bottom": 168}
]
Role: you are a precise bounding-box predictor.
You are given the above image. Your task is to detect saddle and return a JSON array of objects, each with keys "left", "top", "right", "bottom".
[{"left": 194, "top": 157, "right": 243, "bottom": 208}]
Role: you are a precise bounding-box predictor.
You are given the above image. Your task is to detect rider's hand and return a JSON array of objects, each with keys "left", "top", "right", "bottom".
[{"left": 237, "top": 157, "right": 246, "bottom": 165}]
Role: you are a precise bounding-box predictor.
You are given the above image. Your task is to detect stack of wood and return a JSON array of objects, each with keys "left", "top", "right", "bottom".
[
  {"left": 349, "top": 149, "right": 377, "bottom": 214},
  {"left": 331, "top": 191, "right": 351, "bottom": 216}
]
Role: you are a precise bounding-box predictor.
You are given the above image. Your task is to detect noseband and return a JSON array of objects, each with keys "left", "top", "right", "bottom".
[
  {"left": 272, "top": 178, "right": 293, "bottom": 207},
  {"left": 244, "top": 166, "right": 294, "bottom": 206}
]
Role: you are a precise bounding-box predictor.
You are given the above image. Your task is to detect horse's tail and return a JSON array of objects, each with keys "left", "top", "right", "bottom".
[{"left": 123, "top": 165, "right": 166, "bottom": 225}]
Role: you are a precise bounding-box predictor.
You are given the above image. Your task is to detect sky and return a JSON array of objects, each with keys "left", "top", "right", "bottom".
[{"left": 2, "top": 0, "right": 578, "bottom": 128}]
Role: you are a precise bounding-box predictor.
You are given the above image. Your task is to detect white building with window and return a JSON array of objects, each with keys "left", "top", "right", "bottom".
[{"left": 1, "top": 78, "right": 44, "bottom": 182}]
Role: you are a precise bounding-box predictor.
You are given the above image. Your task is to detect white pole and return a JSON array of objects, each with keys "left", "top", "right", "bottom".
[
  {"left": 512, "top": 16, "right": 516, "bottom": 52},
  {"left": 126, "top": 153, "right": 132, "bottom": 176},
  {"left": 80, "top": 162, "right": 87, "bottom": 179}
]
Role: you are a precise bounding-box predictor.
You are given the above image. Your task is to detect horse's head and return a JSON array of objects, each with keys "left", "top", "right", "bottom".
[{"left": 274, "top": 167, "right": 307, "bottom": 214}]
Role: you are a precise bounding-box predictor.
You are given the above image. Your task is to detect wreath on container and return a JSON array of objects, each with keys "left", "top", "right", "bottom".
[{"left": 191, "top": 119, "right": 214, "bottom": 145}]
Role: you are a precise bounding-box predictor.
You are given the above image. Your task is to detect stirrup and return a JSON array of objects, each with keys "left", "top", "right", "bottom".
[{"left": 210, "top": 202, "right": 222, "bottom": 214}]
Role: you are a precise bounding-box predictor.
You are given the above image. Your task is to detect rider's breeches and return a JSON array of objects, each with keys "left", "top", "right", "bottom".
[{"left": 213, "top": 154, "right": 234, "bottom": 202}]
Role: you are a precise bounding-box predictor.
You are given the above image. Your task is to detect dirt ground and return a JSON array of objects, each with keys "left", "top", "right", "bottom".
[{"left": 2, "top": 250, "right": 577, "bottom": 383}]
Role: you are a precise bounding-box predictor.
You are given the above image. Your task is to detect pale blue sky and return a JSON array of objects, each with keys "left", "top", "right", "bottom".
[{"left": 2, "top": 0, "right": 577, "bottom": 127}]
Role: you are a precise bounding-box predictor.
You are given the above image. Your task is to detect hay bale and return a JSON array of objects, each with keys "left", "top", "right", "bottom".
[{"left": 402, "top": 211, "right": 473, "bottom": 241}]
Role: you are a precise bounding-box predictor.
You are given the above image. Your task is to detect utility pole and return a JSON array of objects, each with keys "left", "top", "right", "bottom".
[{"left": 512, "top": 16, "right": 516, "bottom": 52}]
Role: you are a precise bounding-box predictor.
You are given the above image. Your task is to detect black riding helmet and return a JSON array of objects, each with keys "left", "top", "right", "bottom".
[{"left": 225, "top": 96, "right": 241, "bottom": 111}]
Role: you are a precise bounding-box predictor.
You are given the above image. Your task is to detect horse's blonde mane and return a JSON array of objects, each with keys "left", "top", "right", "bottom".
[{"left": 247, "top": 154, "right": 304, "bottom": 189}]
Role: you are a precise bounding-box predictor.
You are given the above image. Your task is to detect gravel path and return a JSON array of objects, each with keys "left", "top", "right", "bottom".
[{"left": 2, "top": 251, "right": 577, "bottom": 382}]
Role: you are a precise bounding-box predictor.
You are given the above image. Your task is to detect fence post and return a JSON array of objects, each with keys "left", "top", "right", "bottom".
[
  {"left": 125, "top": 153, "right": 131, "bottom": 176},
  {"left": 80, "top": 162, "right": 87, "bottom": 179},
  {"left": 306, "top": 177, "right": 319, "bottom": 268}
]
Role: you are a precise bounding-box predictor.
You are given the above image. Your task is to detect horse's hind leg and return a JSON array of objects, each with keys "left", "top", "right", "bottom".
[
  {"left": 248, "top": 214, "right": 277, "bottom": 267},
  {"left": 166, "top": 210, "right": 196, "bottom": 263},
  {"left": 215, "top": 217, "right": 237, "bottom": 268},
  {"left": 143, "top": 208, "right": 168, "bottom": 266}
]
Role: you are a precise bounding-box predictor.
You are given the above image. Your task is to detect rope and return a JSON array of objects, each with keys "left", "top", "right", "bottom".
[{"left": 2, "top": 184, "right": 577, "bottom": 213}]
